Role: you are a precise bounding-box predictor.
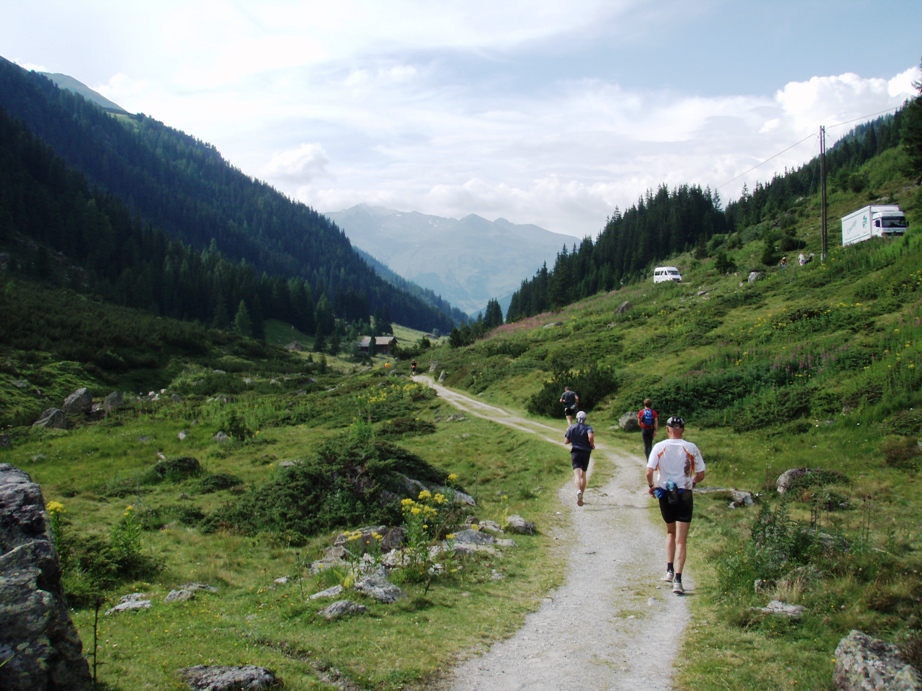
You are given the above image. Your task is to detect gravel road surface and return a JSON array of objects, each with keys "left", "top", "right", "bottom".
[{"left": 420, "top": 378, "right": 690, "bottom": 691}]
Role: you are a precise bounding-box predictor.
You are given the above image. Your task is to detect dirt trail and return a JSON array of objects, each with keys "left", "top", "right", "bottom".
[{"left": 420, "top": 378, "right": 689, "bottom": 691}]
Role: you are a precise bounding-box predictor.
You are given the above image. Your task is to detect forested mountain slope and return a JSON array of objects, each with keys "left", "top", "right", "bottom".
[
  {"left": 0, "top": 57, "right": 455, "bottom": 332},
  {"left": 507, "top": 108, "right": 913, "bottom": 321}
]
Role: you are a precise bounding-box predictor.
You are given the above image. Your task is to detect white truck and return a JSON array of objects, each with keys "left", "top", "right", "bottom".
[{"left": 841, "top": 205, "right": 907, "bottom": 247}]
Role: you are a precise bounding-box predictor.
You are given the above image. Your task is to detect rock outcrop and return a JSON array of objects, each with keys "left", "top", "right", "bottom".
[
  {"left": 0, "top": 464, "right": 92, "bottom": 690},
  {"left": 833, "top": 629, "right": 922, "bottom": 690}
]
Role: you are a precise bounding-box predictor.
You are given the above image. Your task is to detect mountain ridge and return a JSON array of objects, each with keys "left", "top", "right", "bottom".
[{"left": 328, "top": 204, "right": 577, "bottom": 315}]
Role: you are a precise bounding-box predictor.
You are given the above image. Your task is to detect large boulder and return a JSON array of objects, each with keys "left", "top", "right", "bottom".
[
  {"left": 62, "top": 388, "right": 93, "bottom": 416},
  {"left": 833, "top": 629, "right": 922, "bottom": 690},
  {"left": 619, "top": 411, "right": 640, "bottom": 432},
  {"left": 0, "top": 465, "right": 92, "bottom": 690},
  {"left": 33, "top": 408, "right": 67, "bottom": 430}
]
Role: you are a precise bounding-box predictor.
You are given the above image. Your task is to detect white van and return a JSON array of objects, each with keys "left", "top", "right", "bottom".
[{"left": 653, "top": 266, "right": 682, "bottom": 283}]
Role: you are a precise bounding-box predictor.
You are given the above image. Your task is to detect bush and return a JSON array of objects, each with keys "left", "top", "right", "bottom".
[
  {"left": 527, "top": 365, "right": 619, "bottom": 417},
  {"left": 212, "top": 430, "right": 454, "bottom": 539},
  {"left": 377, "top": 417, "right": 437, "bottom": 438},
  {"left": 196, "top": 472, "right": 244, "bottom": 494},
  {"left": 880, "top": 436, "right": 922, "bottom": 469},
  {"left": 148, "top": 456, "right": 203, "bottom": 482}
]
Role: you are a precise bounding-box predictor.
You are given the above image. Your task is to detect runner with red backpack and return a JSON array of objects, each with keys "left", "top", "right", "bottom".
[{"left": 638, "top": 398, "right": 658, "bottom": 459}]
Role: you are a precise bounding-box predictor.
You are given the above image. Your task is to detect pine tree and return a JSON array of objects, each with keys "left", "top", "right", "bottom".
[{"left": 234, "top": 300, "right": 253, "bottom": 337}]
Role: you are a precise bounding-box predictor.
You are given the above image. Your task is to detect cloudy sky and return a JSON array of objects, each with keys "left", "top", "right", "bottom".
[{"left": 3, "top": 0, "right": 920, "bottom": 239}]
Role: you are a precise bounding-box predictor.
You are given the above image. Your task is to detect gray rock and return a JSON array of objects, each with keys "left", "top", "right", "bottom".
[
  {"left": 0, "top": 434, "right": 10, "bottom": 449},
  {"left": 452, "top": 529, "right": 497, "bottom": 545},
  {"left": 62, "top": 388, "right": 92, "bottom": 416},
  {"left": 309, "top": 585, "right": 344, "bottom": 600},
  {"left": 618, "top": 411, "right": 640, "bottom": 432},
  {"left": 165, "top": 589, "right": 195, "bottom": 603},
  {"left": 833, "top": 629, "right": 922, "bottom": 690},
  {"left": 180, "top": 664, "right": 277, "bottom": 690},
  {"left": 354, "top": 574, "right": 407, "bottom": 604},
  {"left": 505, "top": 514, "right": 536, "bottom": 535},
  {"left": 776, "top": 468, "right": 810, "bottom": 494},
  {"left": 0, "top": 464, "right": 92, "bottom": 691},
  {"left": 213, "top": 431, "right": 230, "bottom": 443},
  {"left": 476, "top": 520, "right": 504, "bottom": 534},
  {"left": 756, "top": 600, "right": 804, "bottom": 618},
  {"left": 177, "top": 583, "right": 218, "bottom": 594},
  {"left": 615, "top": 301, "right": 632, "bottom": 314},
  {"left": 103, "top": 391, "right": 123, "bottom": 415},
  {"left": 105, "top": 593, "right": 151, "bottom": 615},
  {"left": 748, "top": 271, "right": 763, "bottom": 284},
  {"left": 32, "top": 408, "right": 67, "bottom": 430},
  {"left": 318, "top": 599, "right": 367, "bottom": 620}
]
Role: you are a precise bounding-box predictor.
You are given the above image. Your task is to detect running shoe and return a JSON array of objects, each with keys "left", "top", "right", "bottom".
[
  {"left": 577, "top": 491, "right": 584, "bottom": 506},
  {"left": 662, "top": 570, "right": 674, "bottom": 583},
  {"left": 672, "top": 579, "right": 684, "bottom": 595}
]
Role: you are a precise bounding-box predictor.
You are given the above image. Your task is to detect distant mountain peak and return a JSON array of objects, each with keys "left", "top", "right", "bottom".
[
  {"left": 38, "top": 72, "right": 129, "bottom": 115},
  {"left": 327, "top": 205, "right": 575, "bottom": 316}
]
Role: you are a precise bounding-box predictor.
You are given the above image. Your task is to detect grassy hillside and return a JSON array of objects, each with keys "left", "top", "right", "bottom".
[
  {"left": 410, "top": 159, "right": 922, "bottom": 687},
  {"left": 2, "top": 129, "right": 921, "bottom": 689}
]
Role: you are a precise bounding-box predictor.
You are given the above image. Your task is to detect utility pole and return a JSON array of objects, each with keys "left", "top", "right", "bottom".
[{"left": 820, "top": 125, "right": 827, "bottom": 262}]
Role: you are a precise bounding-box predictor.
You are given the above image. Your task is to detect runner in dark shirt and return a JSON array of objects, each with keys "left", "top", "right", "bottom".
[{"left": 565, "top": 410, "right": 595, "bottom": 506}]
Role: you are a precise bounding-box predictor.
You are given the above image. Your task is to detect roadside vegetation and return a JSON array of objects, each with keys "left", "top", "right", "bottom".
[{"left": 418, "top": 158, "right": 922, "bottom": 688}]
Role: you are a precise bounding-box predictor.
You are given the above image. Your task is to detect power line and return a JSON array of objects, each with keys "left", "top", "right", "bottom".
[
  {"left": 715, "top": 103, "right": 904, "bottom": 193},
  {"left": 716, "top": 133, "right": 816, "bottom": 191}
]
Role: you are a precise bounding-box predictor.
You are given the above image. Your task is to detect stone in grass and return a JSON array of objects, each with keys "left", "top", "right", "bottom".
[
  {"left": 310, "top": 585, "right": 344, "bottom": 600},
  {"left": 504, "top": 514, "right": 536, "bottom": 535},
  {"left": 105, "top": 593, "right": 151, "bottom": 615},
  {"left": 833, "top": 629, "right": 922, "bottom": 691},
  {"left": 354, "top": 574, "right": 407, "bottom": 604},
  {"left": 180, "top": 664, "right": 277, "bottom": 690},
  {"left": 318, "top": 600, "right": 367, "bottom": 620}
]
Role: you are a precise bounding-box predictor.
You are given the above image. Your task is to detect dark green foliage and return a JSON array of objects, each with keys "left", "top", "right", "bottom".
[
  {"left": 901, "top": 63, "right": 922, "bottom": 181},
  {"left": 507, "top": 184, "right": 727, "bottom": 321},
  {"left": 527, "top": 365, "right": 619, "bottom": 417},
  {"left": 377, "top": 417, "right": 437, "bottom": 438},
  {"left": 196, "top": 473, "right": 244, "bottom": 494},
  {"left": 211, "top": 435, "right": 452, "bottom": 539},
  {"left": 880, "top": 436, "right": 922, "bottom": 469},
  {"left": 59, "top": 532, "right": 160, "bottom": 607},
  {"left": 148, "top": 457, "right": 203, "bottom": 482},
  {"left": 0, "top": 58, "right": 456, "bottom": 333},
  {"left": 883, "top": 409, "right": 922, "bottom": 436},
  {"left": 220, "top": 410, "right": 254, "bottom": 441}
]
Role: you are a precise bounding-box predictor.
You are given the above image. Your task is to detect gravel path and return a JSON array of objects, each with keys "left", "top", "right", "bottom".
[{"left": 421, "top": 379, "right": 690, "bottom": 691}]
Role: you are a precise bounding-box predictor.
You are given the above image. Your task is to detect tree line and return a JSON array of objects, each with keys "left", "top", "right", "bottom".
[
  {"left": 0, "top": 57, "right": 456, "bottom": 334},
  {"left": 505, "top": 87, "right": 922, "bottom": 325}
]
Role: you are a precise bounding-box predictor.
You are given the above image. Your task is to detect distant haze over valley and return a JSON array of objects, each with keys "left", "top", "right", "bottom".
[{"left": 327, "top": 205, "right": 575, "bottom": 316}]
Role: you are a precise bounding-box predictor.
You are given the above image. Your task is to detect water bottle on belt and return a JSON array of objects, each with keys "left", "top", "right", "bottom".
[{"left": 666, "top": 479, "right": 679, "bottom": 505}]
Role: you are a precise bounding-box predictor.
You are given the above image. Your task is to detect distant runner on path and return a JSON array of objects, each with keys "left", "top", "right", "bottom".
[
  {"left": 559, "top": 385, "right": 579, "bottom": 426},
  {"left": 638, "top": 398, "right": 659, "bottom": 459},
  {"left": 564, "top": 410, "right": 594, "bottom": 506},
  {"left": 646, "top": 416, "right": 706, "bottom": 595}
]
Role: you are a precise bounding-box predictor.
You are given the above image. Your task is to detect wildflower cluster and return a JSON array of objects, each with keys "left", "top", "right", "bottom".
[
  {"left": 111, "top": 505, "right": 143, "bottom": 569},
  {"left": 399, "top": 475, "right": 461, "bottom": 583},
  {"left": 46, "top": 500, "right": 65, "bottom": 554}
]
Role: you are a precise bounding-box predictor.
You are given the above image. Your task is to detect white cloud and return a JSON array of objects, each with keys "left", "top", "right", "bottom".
[
  {"left": 264, "top": 143, "right": 330, "bottom": 182},
  {"left": 4, "top": 1, "right": 921, "bottom": 239}
]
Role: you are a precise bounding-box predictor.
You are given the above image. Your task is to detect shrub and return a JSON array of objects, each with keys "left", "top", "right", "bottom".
[
  {"left": 377, "top": 417, "right": 437, "bottom": 438},
  {"left": 527, "top": 365, "right": 619, "bottom": 417},
  {"left": 148, "top": 456, "right": 203, "bottom": 482},
  {"left": 212, "top": 430, "right": 453, "bottom": 539},
  {"left": 880, "top": 436, "right": 922, "bottom": 469},
  {"left": 196, "top": 472, "right": 244, "bottom": 494}
]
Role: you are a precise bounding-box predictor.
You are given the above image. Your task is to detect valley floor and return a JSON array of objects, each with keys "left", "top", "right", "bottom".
[{"left": 418, "top": 378, "right": 689, "bottom": 690}]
